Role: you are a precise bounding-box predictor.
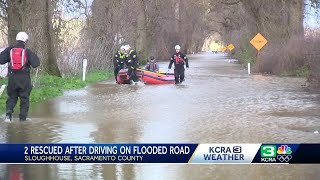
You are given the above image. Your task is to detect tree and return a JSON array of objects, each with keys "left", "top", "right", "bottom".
[
  {"left": 6, "top": 0, "right": 61, "bottom": 76},
  {"left": 7, "top": 0, "right": 22, "bottom": 46}
]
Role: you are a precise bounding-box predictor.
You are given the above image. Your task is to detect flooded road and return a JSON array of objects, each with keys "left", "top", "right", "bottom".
[{"left": 1, "top": 52, "right": 320, "bottom": 179}]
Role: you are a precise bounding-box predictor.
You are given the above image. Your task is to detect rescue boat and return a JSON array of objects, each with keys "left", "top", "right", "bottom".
[
  {"left": 116, "top": 69, "right": 142, "bottom": 84},
  {"left": 116, "top": 68, "right": 175, "bottom": 85},
  {"left": 140, "top": 71, "right": 175, "bottom": 85}
]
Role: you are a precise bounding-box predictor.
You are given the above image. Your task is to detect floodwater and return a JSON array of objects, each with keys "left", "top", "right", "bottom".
[{"left": 0, "top": 52, "right": 320, "bottom": 179}]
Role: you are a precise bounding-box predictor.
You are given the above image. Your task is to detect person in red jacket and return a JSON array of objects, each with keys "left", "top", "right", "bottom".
[
  {"left": 145, "top": 56, "right": 159, "bottom": 72},
  {"left": 0, "top": 32, "right": 40, "bottom": 122},
  {"left": 168, "top": 45, "right": 189, "bottom": 84}
]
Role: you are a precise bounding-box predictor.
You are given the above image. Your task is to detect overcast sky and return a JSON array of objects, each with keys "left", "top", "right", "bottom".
[{"left": 304, "top": 3, "right": 320, "bottom": 29}]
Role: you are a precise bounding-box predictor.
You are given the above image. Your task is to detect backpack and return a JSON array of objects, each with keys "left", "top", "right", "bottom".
[
  {"left": 10, "top": 48, "right": 27, "bottom": 71},
  {"left": 174, "top": 55, "right": 184, "bottom": 65}
]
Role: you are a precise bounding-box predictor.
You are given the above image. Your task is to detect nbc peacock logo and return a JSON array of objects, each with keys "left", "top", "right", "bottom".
[
  {"left": 276, "top": 145, "right": 293, "bottom": 163},
  {"left": 277, "top": 145, "right": 292, "bottom": 155}
]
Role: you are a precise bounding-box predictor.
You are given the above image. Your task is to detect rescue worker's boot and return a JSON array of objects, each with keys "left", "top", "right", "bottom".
[
  {"left": 180, "top": 78, "right": 185, "bottom": 84},
  {"left": 4, "top": 113, "right": 12, "bottom": 122},
  {"left": 175, "top": 76, "right": 180, "bottom": 84},
  {"left": 180, "top": 69, "right": 185, "bottom": 83},
  {"left": 174, "top": 76, "right": 180, "bottom": 84},
  {"left": 19, "top": 115, "right": 27, "bottom": 121}
]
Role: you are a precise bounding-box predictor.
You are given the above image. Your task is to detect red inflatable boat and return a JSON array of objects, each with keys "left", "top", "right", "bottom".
[
  {"left": 116, "top": 69, "right": 130, "bottom": 84},
  {"left": 116, "top": 69, "right": 142, "bottom": 84},
  {"left": 116, "top": 69, "right": 175, "bottom": 85},
  {"left": 141, "top": 71, "right": 175, "bottom": 85}
]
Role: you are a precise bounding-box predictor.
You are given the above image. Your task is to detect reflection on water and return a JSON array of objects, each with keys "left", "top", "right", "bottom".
[{"left": 0, "top": 53, "right": 320, "bottom": 179}]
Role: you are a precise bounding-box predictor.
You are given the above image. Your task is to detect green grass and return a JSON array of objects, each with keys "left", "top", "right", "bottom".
[
  {"left": 0, "top": 70, "right": 113, "bottom": 114},
  {"left": 282, "top": 65, "right": 311, "bottom": 78}
]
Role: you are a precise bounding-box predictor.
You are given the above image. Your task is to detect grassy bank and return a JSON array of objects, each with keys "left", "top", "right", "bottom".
[
  {"left": 281, "top": 65, "right": 311, "bottom": 78},
  {"left": 0, "top": 70, "right": 113, "bottom": 114}
]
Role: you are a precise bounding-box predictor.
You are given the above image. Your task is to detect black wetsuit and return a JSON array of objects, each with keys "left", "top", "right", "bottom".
[
  {"left": 125, "top": 50, "right": 139, "bottom": 82},
  {"left": 113, "top": 51, "right": 125, "bottom": 82},
  {"left": 168, "top": 52, "right": 189, "bottom": 84},
  {"left": 0, "top": 41, "right": 40, "bottom": 120}
]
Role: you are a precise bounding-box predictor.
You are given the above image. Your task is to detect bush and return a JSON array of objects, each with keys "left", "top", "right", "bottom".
[
  {"left": 305, "top": 33, "right": 320, "bottom": 90},
  {"left": 234, "top": 43, "right": 256, "bottom": 68},
  {"left": 282, "top": 65, "right": 311, "bottom": 77}
]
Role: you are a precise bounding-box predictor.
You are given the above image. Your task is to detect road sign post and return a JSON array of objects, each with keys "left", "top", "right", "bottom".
[
  {"left": 222, "top": 46, "right": 227, "bottom": 52},
  {"left": 250, "top": 33, "right": 268, "bottom": 51},
  {"left": 0, "top": 84, "right": 6, "bottom": 97},
  {"left": 227, "top": 44, "right": 235, "bottom": 51},
  {"left": 83, "top": 59, "right": 88, "bottom": 81},
  {"left": 250, "top": 33, "right": 268, "bottom": 74}
]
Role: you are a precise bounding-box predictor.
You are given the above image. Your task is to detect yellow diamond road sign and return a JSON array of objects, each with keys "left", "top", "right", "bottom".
[
  {"left": 222, "top": 47, "right": 227, "bottom": 52},
  {"left": 250, "top": 33, "right": 268, "bottom": 51},
  {"left": 227, "top": 44, "right": 235, "bottom": 51}
]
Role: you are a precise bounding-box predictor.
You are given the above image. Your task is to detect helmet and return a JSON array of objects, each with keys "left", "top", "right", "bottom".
[
  {"left": 120, "top": 45, "right": 126, "bottom": 51},
  {"left": 16, "top": 32, "right": 29, "bottom": 42},
  {"left": 124, "top": 45, "right": 131, "bottom": 51},
  {"left": 150, "top": 56, "right": 154, "bottom": 60},
  {"left": 175, "top": 45, "right": 181, "bottom": 50}
]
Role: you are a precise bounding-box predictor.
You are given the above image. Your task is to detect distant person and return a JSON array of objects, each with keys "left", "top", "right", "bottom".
[
  {"left": 145, "top": 56, "right": 159, "bottom": 72},
  {"left": 113, "top": 45, "right": 126, "bottom": 83},
  {"left": 0, "top": 32, "right": 40, "bottom": 122},
  {"left": 168, "top": 45, "right": 189, "bottom": 84},
  {"left": 124, "top": 45, "right": 139, "bottom": 83}
]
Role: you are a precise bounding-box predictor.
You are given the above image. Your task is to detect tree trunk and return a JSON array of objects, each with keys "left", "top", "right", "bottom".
[
  {"left": 287, "top": 0, "right": 304, "bottom": 38},
  {"left": 178, "top": 0, "right": 186, "bottom": 51},
  {"left": 7, "top": 0, "right": 61, "bottom": 76},
  {"left": 7, "top": 0, "right": 23, "bottom": 46},
  {"left": 135, "top": 0, "right": 148, "bottom": 63},
  {"left": 44, "top": 0, "right": 61, "bottom": 76}
]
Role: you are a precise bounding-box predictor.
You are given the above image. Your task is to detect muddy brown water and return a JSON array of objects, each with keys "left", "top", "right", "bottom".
[{"left": 0, "top": 52, "right": 319, "bottom": 179}]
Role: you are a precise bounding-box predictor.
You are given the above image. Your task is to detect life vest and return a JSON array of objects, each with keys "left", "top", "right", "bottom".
[
  {"left": 10, "top": 48, "right": 27, "bottom": 71},
  {"left": 147, "top": 63, "right": 157, "bottom": 72},
  {"left": 115, "top": 52, "right": 125, "bottom": 65},
  {"left": 126, "top": 50, "right": 138, "bottom": 66},
  {"left": 119, "top": 52, "right": 125, "bottom": 64},
  {"left": 174, "top": 54, "right": 184, "bottom": 65}
]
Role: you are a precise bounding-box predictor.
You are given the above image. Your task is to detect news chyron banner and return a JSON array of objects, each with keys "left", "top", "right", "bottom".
[{"left": 0, "top": 144, "right": 319, "bottom": 164}]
